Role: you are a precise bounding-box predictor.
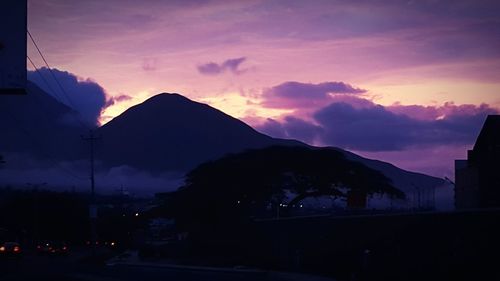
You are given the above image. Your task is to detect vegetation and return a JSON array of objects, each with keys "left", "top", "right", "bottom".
[{"left": 173, "top": 146, "right": 404, "bottom": 226}]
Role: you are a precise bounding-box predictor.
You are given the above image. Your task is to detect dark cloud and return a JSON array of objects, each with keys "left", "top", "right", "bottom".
[
  {"left": 258, "top": 116, "right": 322, "bottom": 144},
  {"left": 261, "top": 81, "right": 366, "bottom": 109},
  {"left": 28, "top": 67, "right": 107, "bottom": 126},
  {"left": 197, "top": 57, "right": 247, "bottom": 75},
  {"left": 257, "top": 97, "right": 498, "bottom": 151},
  {"left": 257, "top": 118, "right": 287, "bottom": 139},
  {"left": 314, "top": 102, "right": 419, "bottom": 151}
]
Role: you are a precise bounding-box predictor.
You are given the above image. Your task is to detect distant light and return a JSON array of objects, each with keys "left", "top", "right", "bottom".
[
  {"left": 237, "top": 201, "right": 240, "bottom": 204},
  {"left": 135, "top": 213, "right": 139, "bottom": 217},
  {"left": 111, "top": 242, "right": 116, "bottom": 246},
  {"left": 279, "top": 203, "right": 283, "bottom": 207},
  {"left": 0, "top": 246, "right": 5, "bottom": 251},
  {"left": 300, "top": 204, "right": 303, "bottom": 208}
]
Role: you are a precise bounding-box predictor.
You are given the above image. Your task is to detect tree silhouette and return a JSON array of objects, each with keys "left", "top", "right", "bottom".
[{"left": 173, "top": 146, "right": 404, "bottom": 225}]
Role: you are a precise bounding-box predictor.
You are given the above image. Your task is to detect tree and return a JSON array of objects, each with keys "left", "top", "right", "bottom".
[{"left": 173, "top": 146, "right": 404, "bottom": 226}]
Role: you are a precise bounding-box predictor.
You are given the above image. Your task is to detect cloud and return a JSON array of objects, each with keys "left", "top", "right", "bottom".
[
  {"left": 256, "top": 96, "right": 498, "bottom": 151},
  {"left": 261, "top": 81, "right": 366, "bottom": 109},
  {"left": 28, "top": 67, "right": 108, "bottom": 126},
  {"left": 105, "top": 94, "right": 133, "bottom": 107},
  {"left": 0, "top": 152, "right": 183, "bottom": 196},
  {"left": 197, "top": 57, "right": 247, "bottom": 75},
  {"left": 258, "top": 117, "right": 322, "bottom": 144}
]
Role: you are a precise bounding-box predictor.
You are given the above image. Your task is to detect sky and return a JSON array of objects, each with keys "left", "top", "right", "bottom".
[{"left": 26, "top": 0, "right": 500, "bottom": 179}]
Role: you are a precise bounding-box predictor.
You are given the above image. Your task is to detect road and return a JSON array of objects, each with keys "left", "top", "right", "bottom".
[{"left": 0, "top": 249, "right": 318, "bottom": 281}]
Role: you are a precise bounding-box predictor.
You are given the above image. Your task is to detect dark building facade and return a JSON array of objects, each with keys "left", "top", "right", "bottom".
[{"left": 455, "top": 115, "right": 500, "bottom": 209}]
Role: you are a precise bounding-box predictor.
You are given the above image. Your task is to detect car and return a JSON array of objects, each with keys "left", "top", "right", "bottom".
[
  {"left": 36, "top": 241, "right": 69, "bottom": 255},
  {"left": 0, "top": 242, "right": 22, "bottom": 257}
]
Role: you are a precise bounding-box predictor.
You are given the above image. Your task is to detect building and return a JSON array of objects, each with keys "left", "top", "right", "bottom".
[
  {"left": 455, "top": 115, "right": 500, "bottom": 209},
  {"left": 0, "top": 0, "right": 27, "bottom": 95}
]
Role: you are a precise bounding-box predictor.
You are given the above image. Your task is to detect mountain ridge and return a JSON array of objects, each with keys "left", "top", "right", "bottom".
[
  {"left": 96, "top": 92, "right": 444, "bottom": 194},
  {"left": 1, "top": 88, "right": 444, "bottom": 195}
]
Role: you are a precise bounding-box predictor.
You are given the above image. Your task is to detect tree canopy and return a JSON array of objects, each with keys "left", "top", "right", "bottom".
[{"left": 173, "top": 146, "right": 404, "bottom": 225}]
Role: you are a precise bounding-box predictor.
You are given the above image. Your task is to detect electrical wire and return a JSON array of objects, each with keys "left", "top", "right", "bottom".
[
  {"left": 27, "top": 55, "right": 65, "bottom": 104},
  {"left": 27, "top": 29, "right": 91, "bottom": 130}
]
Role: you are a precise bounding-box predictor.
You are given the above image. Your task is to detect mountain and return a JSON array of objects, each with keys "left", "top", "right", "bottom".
[
  {"left": 1, "top": 87, "right": 444, "bottom": 194},
  {"left": 96, "top": 93, "right": 300, "bottom": 173},
  {"left": 0, "top": 81, "right": 86, "bottom": 161},
  {"left": 337, "top": 149, "right": 445, "bottom": 195},
  {"left": 97, "top": 93, "right": 444, "bottom": 193}
]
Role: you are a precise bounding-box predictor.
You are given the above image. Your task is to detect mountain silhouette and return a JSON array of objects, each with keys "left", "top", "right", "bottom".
[
  {"left": 96, "top": 93, "right": 300, "bottom": 173},
  {"left": 1, "top": 87, "right": 443, "bottom": 194},
  {"left": 0, "top": 81, "right": 85, "bottom": 161},
  {"left": 96, "top": 93, "right": 443, "bottom": 193}
]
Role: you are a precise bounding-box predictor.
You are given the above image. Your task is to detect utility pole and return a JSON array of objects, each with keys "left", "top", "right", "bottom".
[
  {"left": 82, "top": 130, "right": 101, "bottom": 256},
  {"left": 82, "top": 130, "right": 100, "bottom": 197}
]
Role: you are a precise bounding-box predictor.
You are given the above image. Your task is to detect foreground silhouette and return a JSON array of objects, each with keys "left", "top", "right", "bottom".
[{"left": 172, "top": 145, "right": 404, "bottom": 227}]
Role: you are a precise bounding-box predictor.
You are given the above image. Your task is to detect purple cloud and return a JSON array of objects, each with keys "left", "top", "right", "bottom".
[
  {"left": 257, "top": 97, "right": 498, "bottom": 151},
  {"left": 105, "top": 94, "right": 133, "bottom": 107},
  {"left": 27, "top": 67, "right": 108, "bottom": 126},
  {"left": 197, "top": 57, "right": 247, "bottom": 75},
  {"left": 259, "top": 116, "right": 322, "bottom": 144},
  {"left": 261, "top": 81, "right": 366, "bottom": 109}
]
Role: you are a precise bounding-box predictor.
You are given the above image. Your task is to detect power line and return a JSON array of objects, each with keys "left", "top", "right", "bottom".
[
  {"left": 27, "top": 29, "right": 91, "bottom": 130},
  {"left": 82, "top": 130, "right": 101, "bottom": 256},
  {"left": 27, "top": 55, "right": 65, "bottom": 104},
  {"left": 27, "top": 55, "right": 90, "bottom": 131}
]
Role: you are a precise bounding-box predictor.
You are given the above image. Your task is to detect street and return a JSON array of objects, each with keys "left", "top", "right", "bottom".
[{"left": 0, "top": 249, "right": 328, "bottom": 281}]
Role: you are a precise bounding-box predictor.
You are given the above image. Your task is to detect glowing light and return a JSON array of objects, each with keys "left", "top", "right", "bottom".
[{"left": 199, "top": 94, "right": 293, "bottom": 120}]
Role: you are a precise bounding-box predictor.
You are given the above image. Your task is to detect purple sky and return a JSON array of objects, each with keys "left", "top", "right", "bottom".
[{"left": 26, "top": 0, "right": 500, "bottom": 179}]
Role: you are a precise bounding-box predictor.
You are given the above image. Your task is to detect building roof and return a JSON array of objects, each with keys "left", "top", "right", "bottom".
[{"left": 473, "top": 115, "right": 500, "bottom": 152}]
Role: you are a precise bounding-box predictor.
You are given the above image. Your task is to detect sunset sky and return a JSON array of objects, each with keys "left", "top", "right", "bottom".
[{"left": 26, "top": 0, "right": 500, "bottom": 178}]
